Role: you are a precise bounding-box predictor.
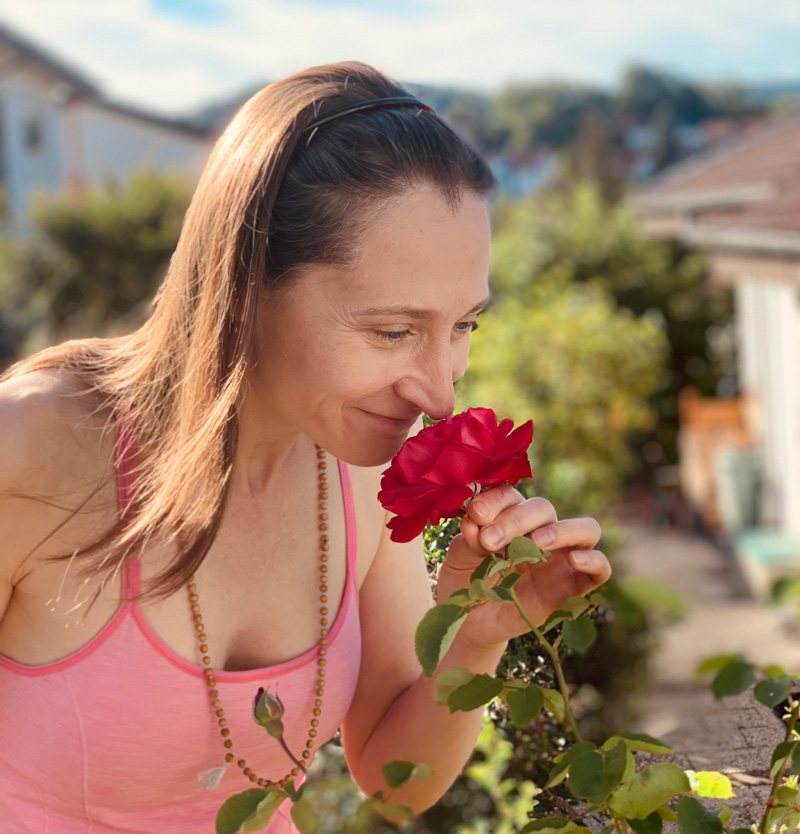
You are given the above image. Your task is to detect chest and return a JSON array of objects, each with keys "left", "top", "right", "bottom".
[{"left": 140, "top": 459, "right": 350, "bottom": 672}]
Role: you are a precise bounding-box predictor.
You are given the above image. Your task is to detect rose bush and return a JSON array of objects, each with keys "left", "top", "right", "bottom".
[{"left": 378, "top": 408, "right": 534, "bottom": 542}]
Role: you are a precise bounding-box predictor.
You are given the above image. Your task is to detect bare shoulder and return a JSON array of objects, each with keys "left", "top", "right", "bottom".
[
  {"left": 0, "top": 369, "right": 113, "bottom": 496},
  {"left": 0, "top": 370, "right": 116, "bottom": 596}
]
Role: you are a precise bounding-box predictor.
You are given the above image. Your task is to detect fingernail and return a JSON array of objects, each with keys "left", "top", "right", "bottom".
[
  {"left": 471, "top": 500, "right": 489, "bottom": 520},
  {"left": 482, "top": 525, "right": 503, "bottom": 550},
  {"left": 571, "top": 551, "right": 589, "bottom": 569},
  {"left": 534, "top": 527, "right": 555, "bottom": 548}
]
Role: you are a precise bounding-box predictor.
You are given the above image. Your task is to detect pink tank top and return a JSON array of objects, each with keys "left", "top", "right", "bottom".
[{"left": 0, "top": 424, "right": 362, "bottom": 833}]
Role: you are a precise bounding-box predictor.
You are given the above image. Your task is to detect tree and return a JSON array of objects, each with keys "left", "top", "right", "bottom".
[
  {"left": 482, "top": 182, "right": 733, "bottom": 470},
  {"left": 0, "top": 168, "right": 192, "bottom": 353}
]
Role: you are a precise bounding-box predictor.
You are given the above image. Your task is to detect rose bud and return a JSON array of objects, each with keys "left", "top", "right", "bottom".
[{"left": 252, "top": 686, "right": 286, "bottom": 739}]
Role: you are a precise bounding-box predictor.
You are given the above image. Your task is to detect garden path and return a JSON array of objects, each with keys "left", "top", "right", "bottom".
[{"left": 618, "top": 522, "right": 800, "bottom": 827}]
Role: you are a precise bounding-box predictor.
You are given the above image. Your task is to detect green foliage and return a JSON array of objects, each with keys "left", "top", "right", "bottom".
[
  {"left": 0, "top": 169, "right": 191, "bottom": 349},
  {"left": 475, "top": 182, "right": 733, "bottom": 473}
]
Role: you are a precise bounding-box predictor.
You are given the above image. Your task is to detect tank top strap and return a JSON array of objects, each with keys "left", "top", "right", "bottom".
[
  {"left": 115, "top": 415, "right": 142, "bottom": 600},
  {"left": 336, "top": 459, "right": 358, "bottom": 582}
]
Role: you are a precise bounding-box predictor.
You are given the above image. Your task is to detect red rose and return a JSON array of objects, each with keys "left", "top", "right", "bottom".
[{"left": 378, "top": 407, "right": 533, "bottom": 543}]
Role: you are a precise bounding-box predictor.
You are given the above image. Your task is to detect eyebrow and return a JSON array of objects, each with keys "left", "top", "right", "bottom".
[{"left": 352, "top": 297, "right": 491, "bottom": 319}]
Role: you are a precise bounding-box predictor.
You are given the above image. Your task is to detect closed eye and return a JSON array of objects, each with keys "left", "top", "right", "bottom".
[{"left": 374, "top": 329, "right": 411, "bottom": 342}]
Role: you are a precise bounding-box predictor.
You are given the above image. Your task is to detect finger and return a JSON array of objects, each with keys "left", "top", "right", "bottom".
[
  {"left": 467, "top": 484, "right": 524, "bottom": 527},
  {"left": 478, "top": 496, "right": 557, "bottom": 553},
  {"left": 568, "top": 549, "right": 612, "bottom": 587},
  {"left": 530, "top": 517, "right": 602, "bottom": 552},
  {"left": 459, "top": 515, "right": 483, "bottom": 555}
]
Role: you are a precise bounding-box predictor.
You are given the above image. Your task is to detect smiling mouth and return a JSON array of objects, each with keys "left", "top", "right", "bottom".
[{"left": 358, "top": 409, "right": 421, "bottom": 430}]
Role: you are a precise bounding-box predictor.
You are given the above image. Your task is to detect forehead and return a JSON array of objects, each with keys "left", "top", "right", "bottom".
[{"left": 304, "top": 185, "right": 491, "bottom": 309}]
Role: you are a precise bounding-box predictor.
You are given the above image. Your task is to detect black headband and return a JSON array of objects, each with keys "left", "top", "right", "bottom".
[{"left": 303, "top": 96, "right": 436, "bottom": 136}]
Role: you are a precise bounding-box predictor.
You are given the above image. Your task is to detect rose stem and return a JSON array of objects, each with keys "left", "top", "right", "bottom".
[
  {"left": 759, "top": 697, "right": 800, "bottom": 834},
  {"left": 507, "top": 584, "right": 584, "bottom": 744}
]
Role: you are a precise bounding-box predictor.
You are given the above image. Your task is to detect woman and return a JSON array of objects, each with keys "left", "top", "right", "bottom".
[{"left": 0, "top": 62, "right": 609, "bottom": 832}]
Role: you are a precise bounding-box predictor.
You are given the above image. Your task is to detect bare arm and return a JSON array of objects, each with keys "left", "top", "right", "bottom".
[{"left": 341, "top": 487, "right": 609, "bottom": 815}]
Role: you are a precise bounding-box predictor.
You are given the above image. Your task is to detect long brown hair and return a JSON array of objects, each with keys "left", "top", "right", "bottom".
[{"left": 2, "top": 61, "right": 494, "bottom": 598}]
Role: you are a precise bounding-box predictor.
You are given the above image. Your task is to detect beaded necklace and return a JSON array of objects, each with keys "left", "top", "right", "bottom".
[{"left": 187, "top": 444, "right": 331, "bottom": 788}]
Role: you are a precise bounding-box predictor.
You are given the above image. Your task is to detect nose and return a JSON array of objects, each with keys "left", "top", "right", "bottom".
[{"left": 395, "top": 341, "right": 464, "bottom": 421}]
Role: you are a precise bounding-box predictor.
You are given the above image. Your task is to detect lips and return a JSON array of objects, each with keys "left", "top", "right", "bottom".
[{"left": 358, "top": 409, "right": 421, "bottom": 431}]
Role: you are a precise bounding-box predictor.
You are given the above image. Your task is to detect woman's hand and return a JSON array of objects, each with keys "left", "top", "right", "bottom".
[{"left": 435, "top": 485, "right": 610, "bottom": 653}]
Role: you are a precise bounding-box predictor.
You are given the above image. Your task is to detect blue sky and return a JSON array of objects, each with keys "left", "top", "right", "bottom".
[{"left": 3, "top": 0, "right": 799, "bottom": 115}]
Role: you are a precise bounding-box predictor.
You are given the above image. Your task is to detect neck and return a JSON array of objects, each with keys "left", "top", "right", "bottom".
[{"left": 232, "top": 382, "right": 306, "bottom": 496}]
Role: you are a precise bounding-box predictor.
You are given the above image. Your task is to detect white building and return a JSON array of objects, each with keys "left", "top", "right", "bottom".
[
  {"left": 0, "top": 24, "right": 213, "bottom": 229},
  {"left": 634, "top": 116, "right": 800, "bottom": 596}
]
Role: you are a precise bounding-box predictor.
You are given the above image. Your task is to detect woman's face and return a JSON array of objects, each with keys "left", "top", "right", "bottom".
[{"left": 249, "top": 183, "right": 491, "bottom": 467}]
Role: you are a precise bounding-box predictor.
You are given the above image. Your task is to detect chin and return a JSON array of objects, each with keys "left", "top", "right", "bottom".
[{"left": 329, "top": 435, "right": 407, "bottom": 469}]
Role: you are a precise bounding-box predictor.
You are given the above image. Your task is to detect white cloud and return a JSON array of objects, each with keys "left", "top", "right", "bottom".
[{"left": 2, "top": 0, "right": 798, "bottom": 115}]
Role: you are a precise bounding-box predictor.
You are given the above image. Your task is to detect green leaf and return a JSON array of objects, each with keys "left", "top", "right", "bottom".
[
  {"left": 216, "top": 789, "right": 269, "bottom": 834},
  {"left": 570, "top": 741, "right": 628, "bottom": 805},
  {"left": 685, "top": 770, "right": 734, "bottom": 799},
  {"left": 415, "top": 604, "right": 470, "bottom": 677},
  {"left": 791, "top": 745, "right": 800, "bottom": 776},
  {"left": 618, "top": 576, "right": 686, "bottom": 619},
  {"left": 290, "top": 798, "right": 320, "bottom": 834},
  {"left": 763, "top": 664, "right": 788, "bottom": 680},
  {"left": 608, "top": 763, "right": 691, "bottom": 819},
  {"left": 506, "top": 684, "right": 545, "bottom": 728},
  {"left": 508, "top": 536, "right": 547, "bottom": 565},
  {"left": 447, "top": 673, "right": 504, "bottom": 713},
  {"left": 498, "top": 572, "right": 521, "bottom": 589},
  {"left": 446, "top": 589, "right": 472, "bottom": 605},
  {"left": 240, "top": 790, "right": 287, "bottom": 834},
  {"left": 520, "top": 819, "right": 591, "bottom": 833},
  {"left": 770, "top": 741, "right": 797, "bottom": 779},
  {"left": 628, "top": 812, "right": 663, "bottom": 834},
  {"left": 711, "top": 660, "right": 755, "bottom": 699},
  {"left": 434, "top": 667, "right": 474, "bottom": 706},
  {"left": 695, "top": 653, "right": 745, "bottom": 680},
  {"left": 603, "top": 732, "right": 674, "bottom": 756},
  {"left": 754, "top": 677, "right": 792, "bottom": 708},
  {"left": 675, "top": 796, "right": 724, "bottom": 834},
  {"left": 470, "top": 555, "right": 493, "bottom": 582},
  {"left": 545, "top": 741, "right": 598, "bottom": 788},
  {"left": 562, "top": 618, "right": 597, "bottom": 653},
  {"left": 487, "top": 559, "right": 512, "bottom": 577},
  {"left": 542, "top": 688, "right": 566, "bottom": 722},
  {"left": 469, "top": 578, "right": 500, "bottom": 601},
  {"left": 375, "top": 803, "right": 414, "bottom": 821},
  {"left": 382, "top": 760, "right": 434, "bottom": 789}
]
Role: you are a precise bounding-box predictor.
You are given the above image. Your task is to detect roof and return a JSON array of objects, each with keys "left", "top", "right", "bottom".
[
  {"left": 0, "top": 23, "right": 99, "bottom": 98},
  {"left": 633, "top": 116, "right": 800, "bottom": 249},
  {"left": 0, "top": 23, "right": 209, "bottom": 138}
]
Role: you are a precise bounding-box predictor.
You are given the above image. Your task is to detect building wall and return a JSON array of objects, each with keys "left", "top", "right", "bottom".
[
  {"left": 737, "top": 280, "right": 800, "bottom": 536},
  {"left": 0, "top": 71, "right": 68, "bottom": 224},
  {"left": 74, "top": 102, "right": 211, "bottom": 187}
]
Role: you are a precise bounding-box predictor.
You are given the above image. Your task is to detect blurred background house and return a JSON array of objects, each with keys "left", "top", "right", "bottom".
[
  {"left": 634, "top": 117, "right": 800, "bottom": 598},
  {"left": 0, "top": 25, "right": 212, "bottom": 231}
]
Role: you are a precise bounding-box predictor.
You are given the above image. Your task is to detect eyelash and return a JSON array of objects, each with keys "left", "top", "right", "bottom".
[{"left": 374, "top": 321, "right": 479, "bottom": 342}]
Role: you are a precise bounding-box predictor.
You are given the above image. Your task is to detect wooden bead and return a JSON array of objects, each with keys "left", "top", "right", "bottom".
[
  {"left": 249, "top": 773, "right": 258, "bottom": 783},
  {"left": 311, "top": 718, "right": 319, "bottom": 727},
  {"left": 257, "top": 778, "right": 266, "bottom": 787},
  {"left": 243, "top": 767, "right": 252, "bottom": 777},
  {"left": 221, "top": 728, "right": 230, "bottom": 738},
  {"left": 306, "top": 740, "right": 314, "bottom": 749},
  {"left": 225, "top": 753, "right": 234, "bottom": 762},
  {"left": 302, "top": 751, "right": 311, "bottom": 759},
  {"left": 224, "top": 740, "right": 233, "bottom": 749},
  {"left": 314, "top": 699, "right": 322, "bottom": 707},
  {"left": 237, "top": 759, "right": 246, "bottom": 769},
  {"left": 209, "top": 690, "right": 219, "bottom": 699},
  {"left": 218, "top": 718, "right": 227, "bottom": 727},
  {"left": 291, "top": 767, "right": 300, "bottom": 777}
]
